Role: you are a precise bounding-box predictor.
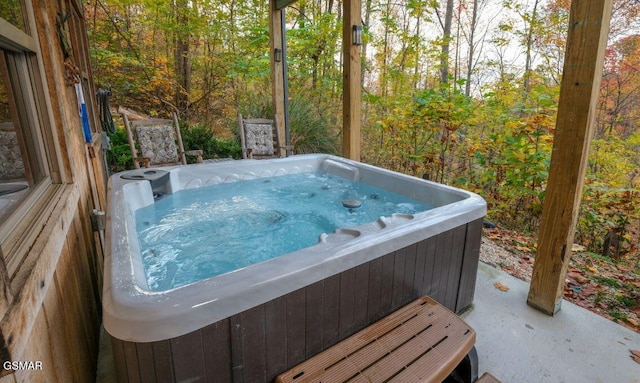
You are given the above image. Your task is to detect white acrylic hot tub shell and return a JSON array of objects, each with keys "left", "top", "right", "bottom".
[{"left": 103, "top": 154, "right": 486, "bottom": 342}]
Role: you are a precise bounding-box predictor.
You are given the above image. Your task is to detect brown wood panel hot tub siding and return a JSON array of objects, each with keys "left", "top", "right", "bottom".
[{"left": 110, "top": 218, "right": 482, "bottom": 383}]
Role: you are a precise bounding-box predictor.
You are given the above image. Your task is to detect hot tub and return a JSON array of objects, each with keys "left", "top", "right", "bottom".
[{"left": 104, "top": 154, "right": 486, "bottom": 383}]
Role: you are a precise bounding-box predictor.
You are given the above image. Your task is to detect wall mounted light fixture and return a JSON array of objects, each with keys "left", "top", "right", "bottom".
[
  {"left": 352, "top": 25, "right": 363, "bottom": 46},
  {"left": 274, "top": 48, "right": 282, "bottom": 62}
]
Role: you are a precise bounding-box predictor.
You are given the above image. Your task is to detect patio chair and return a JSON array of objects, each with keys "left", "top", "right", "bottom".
[
  {"left": 123, "top": 112, "right": 203, "bottom": 169},
  {"left": 238, "top": 113, "right": 292, "bottom": 159}
]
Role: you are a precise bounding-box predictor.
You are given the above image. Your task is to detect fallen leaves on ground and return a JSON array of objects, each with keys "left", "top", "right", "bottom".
[
  {"left": 486, "top": 228, "right": 538, "bottom": 254},
  {"left": 567, "top": 270, "right": 589, "bottom": 284},
  {"left": 483, "top": 227, "right": 640, "bottom": 334},
  {"left": 494, "top": 282, "right": 510, "bottom": 292},
  {"left": 631, "top": 349, "right": 640, "bottom": 364},
  {"left": 564, "top": 251, "right": 640, "bottom": 333}
]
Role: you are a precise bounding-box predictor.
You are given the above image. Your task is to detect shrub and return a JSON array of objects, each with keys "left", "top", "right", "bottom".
[
  {"left": 180, "top": 123, "right": 242, "bottom": 160},
  {"left": 106, "top": 127, "right": 133, "bottom": 172}
]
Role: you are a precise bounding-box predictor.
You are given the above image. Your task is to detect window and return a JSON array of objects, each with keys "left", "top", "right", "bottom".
[
  {"left": 0, "top": 2, "right": 65, "bottom": 283},
  {"left": 0, "top": 0, "right": 26, "bottom": 32},
  {"left": 0, "top": 51, "right": 45, "bottom": 220}
]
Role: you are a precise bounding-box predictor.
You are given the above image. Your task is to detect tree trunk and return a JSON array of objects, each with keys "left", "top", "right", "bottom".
[
  {"left": 454, "top": 3, "right": 461, "bottom": 88},
  {"left": 381, "top": 0, "right": 391, "bottom": 98},
  {"left": 413, "top": 12, "right": 422, "bottom": 90},
  {"left": 362, "top": 0, "right": 372, "bottom": 87},
  {"left": 465, "top": 0, "right": 479, "bottom": 96},
  {"left": 440, "top": 0, "right": 454, "bottom": 84},
  {"left": 523, "top": 0, "right": 540, "bottom": 92},
  {"left": 174, "top": 0, "right": 191, "bottom": 113}
]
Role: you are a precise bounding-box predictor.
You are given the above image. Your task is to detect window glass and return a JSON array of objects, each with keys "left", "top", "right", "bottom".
[
  {"left": 0, "top": 1, "right": 26, "bottom": 33},
  {"left": 0, "top": 51, "right": 32, "bottom": 223}
]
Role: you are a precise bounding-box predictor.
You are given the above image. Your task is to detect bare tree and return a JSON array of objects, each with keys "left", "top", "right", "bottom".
[
  {"left": 523, "top": 0, "right": 540, "bottom": 92},
  {"left": 174, "top": 0, "right": 191, "bottom": 112},
  {"left": 465, "top": 0, "right": 479, "bottom": 96},
  {"left": 438, "top": 0, "right": 455, "bottom": 84}
]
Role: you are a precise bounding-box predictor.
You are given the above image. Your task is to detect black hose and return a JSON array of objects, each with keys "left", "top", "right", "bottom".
[{"left": 97, "top": 88, "right": 115, "bottom": 135}]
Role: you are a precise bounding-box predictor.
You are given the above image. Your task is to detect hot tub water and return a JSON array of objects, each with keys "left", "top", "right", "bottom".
[{"left": 135, "top": 171, "right": 433, "bottom": 290}]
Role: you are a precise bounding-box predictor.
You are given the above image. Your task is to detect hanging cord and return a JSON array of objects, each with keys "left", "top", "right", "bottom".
[
  {"left": 97, "top": 88, "right": 115, "bottom": 135},
  {"left": 97, "top": 88, "right": 117, "bottom": 175}
]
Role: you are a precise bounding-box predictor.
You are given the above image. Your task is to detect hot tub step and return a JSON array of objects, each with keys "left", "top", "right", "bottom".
[
  {"left": 477, "top": 372, "right": 502, "bottom": 383},
  {"left": 275, "top": 296, "right": 477, "bottom": 383}
]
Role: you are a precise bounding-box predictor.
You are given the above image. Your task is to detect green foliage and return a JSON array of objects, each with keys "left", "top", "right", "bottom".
[
  {"left": 578, "top": 186, "right": 640, "bottom": 255},
  {"left": 180, "top": 122, "right": 242, "bottom": 160},
  {"left": 468, "top": 81, "right": 556, "bottom": 230},
  {"left": 590, "top": 136, "right": 639, "bottom": 188},
  {"left": 368, "top": 86, "right": 474, "bottom": 181},
  {"left": 288, "top": 97, "right": 339, "bottom": 155},
  {"left": 0, "top": 0, "right": 24, "bottom": 30},
  {"left": 616, "top": 295, "right": 637, "bottom": 308},
  {"left": 367, "top": 80, "right": 558, "bottom": 232},
  {"left": 577, "top": 133, "right": 640, "bottom": 256},
  {"left": 593, "top": 276, "right": 622, "bottom": 288},
  {"left": 106, "top": 127, "right": 133, "bottom": 172},
  {"left": 608, "top": 311, "right": 627, "bottom": 321}
]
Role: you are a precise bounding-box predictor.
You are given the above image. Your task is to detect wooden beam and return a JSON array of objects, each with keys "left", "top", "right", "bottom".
[
  {"left": 342, "top": 0, "right": 362, "bottom": 161},
  {"left": 270, "top": 0, "right": 286, "bottom": 155},
  {"left": 275, "top": 0, "right": 297, "bottom": 10},
  {"left": 527, "top": 0, "right": 613, "bottom": 315}
]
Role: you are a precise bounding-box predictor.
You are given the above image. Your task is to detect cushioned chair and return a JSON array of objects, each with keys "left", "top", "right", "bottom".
[
  {"left": 238, "top": 113, "right": 291, "bottom": 159},
  {"left": 123, "top": 112, "right": 203, "bottom": 169}
]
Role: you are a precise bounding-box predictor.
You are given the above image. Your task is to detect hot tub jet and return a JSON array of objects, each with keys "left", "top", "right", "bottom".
[{"left": 342, "top": 199, "right": 362, "bottom": 209}]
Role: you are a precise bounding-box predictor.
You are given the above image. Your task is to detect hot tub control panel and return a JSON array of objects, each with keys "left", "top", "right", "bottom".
[{"left": 120, "top": 169, "right": 170, "bottom": 197}]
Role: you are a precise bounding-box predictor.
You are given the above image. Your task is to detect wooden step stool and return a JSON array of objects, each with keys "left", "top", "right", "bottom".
[{"left": 276, "top": 296, "right": 478, "bottom": 383}]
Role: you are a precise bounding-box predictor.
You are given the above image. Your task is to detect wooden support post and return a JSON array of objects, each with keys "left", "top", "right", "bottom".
[
  {"left": 342, "top": 0, "right": 362, "bottom": 161},
  {"left": 270, "top": 0, "right": 286, "bottom": 156},
  {"left": 527, "top": 0, "right": 613, "bottom": 315}
]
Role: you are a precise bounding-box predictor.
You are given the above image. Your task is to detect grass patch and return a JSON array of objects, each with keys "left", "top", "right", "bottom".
[
  {"left": 616, "top": 295, "right": 637, "bottom": 308},
  {"left": 592, "top": 276, "right": 622, "bottom": 288},
  {"left": 585, "top": 252, "right": 615, "bottom": 265},
  {"left": 609, "top": 311, "right": 627, "bottom": 321}
]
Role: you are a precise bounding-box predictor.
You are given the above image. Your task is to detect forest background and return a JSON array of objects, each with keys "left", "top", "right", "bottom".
[{"left": 87, "top": 0, "right": 640, "bottom": 261}]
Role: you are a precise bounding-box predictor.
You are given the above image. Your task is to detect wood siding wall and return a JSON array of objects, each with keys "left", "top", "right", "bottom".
[
  {"left": 0, "top": 197, "right": 103, "bottom": 383},
  {"left": 111, "top": 218, "right": 482, "bottom": 383},
  {"left": 0, "top": 0, "right": 105, "bottom": 381}
]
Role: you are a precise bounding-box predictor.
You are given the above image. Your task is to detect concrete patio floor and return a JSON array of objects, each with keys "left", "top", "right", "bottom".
[
  {"left": 465, "top": 262, "right": 640, "bottom": 383},
  {"left": 96, "top": 261, "right": 640, "bottom": 382}
]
